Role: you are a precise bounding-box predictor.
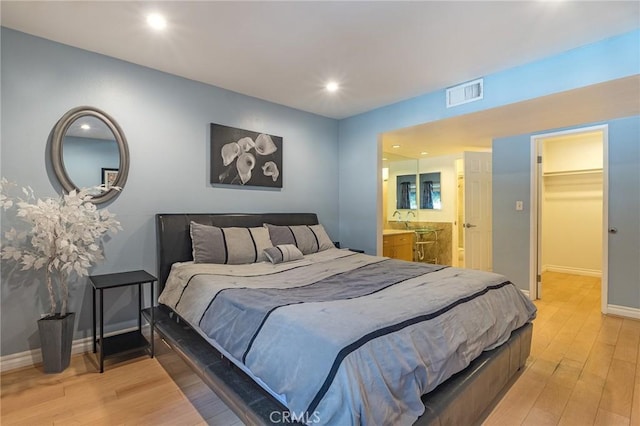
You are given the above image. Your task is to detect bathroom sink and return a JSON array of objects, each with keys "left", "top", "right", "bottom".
[{"left": 406, "top": 225, "right": 438, "bottom": 233}]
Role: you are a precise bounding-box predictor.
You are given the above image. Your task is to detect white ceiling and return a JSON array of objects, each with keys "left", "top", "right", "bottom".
[
  {"left": 66, "top": 116, "right": 117, "bottom": 140},
  {"left": 2, "top": 1, "right": 639, "bottom": 121}
]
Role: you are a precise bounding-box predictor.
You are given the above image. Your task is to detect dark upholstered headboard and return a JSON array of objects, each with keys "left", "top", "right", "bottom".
[{"left": 156, "top": 213, "right": 319, "bottom": 292}]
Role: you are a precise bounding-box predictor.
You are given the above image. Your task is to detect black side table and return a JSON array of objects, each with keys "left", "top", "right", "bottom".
[{"left": 89, "top": 270, "right": 156, "bottom": 373}]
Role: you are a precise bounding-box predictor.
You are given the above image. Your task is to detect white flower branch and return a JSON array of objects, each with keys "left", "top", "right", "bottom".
[{"left": 1, "top": 178, "right": 122, "bottom": 317}]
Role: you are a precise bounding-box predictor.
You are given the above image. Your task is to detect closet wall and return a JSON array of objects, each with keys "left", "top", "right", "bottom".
[{"left": 542, "top": 131, "right": 603, "bottom": 276}]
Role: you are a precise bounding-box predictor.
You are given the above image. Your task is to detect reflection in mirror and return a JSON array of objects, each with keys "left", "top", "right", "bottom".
[
  {"left": 396, "top": 175, "right": 417, "bottom": 210},
  {"left": 51, "top": 106, "right": 129, "bottom": 204},
  {"left": 62, "top": 116, "right": 119, "bottom": 190},
  {"left": 384, "top": 155, "right": 418, "bottom": 221},
  {"left": 420, "top": 172, "right": 441, "bottom": 209}
]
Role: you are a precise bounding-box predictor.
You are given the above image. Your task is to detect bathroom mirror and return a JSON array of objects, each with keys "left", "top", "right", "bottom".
[
  {"left": 396, "top": 174, "right": 417, "bottom": 210},
  {"left": 419, "top": 172, "right": 441, "bottom": 209},
  {"left": 51, "top": 106, "right": 129, "bottom": 204}
]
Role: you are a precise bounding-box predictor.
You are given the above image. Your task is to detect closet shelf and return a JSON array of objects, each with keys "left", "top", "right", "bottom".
[{"left": 543, "top": 168, "right": 602, "bottom": 177}]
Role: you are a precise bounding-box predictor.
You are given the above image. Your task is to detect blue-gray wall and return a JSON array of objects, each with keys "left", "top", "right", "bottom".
[
  {"left": 492, "top": 116, "right": 640, "bottom": 311},
  {"left": 0, "top": 28, "right": 339, "bottom": 356},
  {"left": 338, "top": 29, "right": 640, "bottom": 255},
  {"left": 2, "top": 26, "right": 639, "bottom": 359},
  {"left": 492, "top": 135, "right": 532, "bottom": 290},
  {"left": 337, "top": 30, "right": 639, "bottom": 315}
]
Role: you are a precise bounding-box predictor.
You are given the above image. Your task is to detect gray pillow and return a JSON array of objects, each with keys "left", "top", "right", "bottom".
[
  {"left": 264, "top": 223, "right": 334, "bottom": 255},
  {"left": 263, "top": 244, "right": 304, "bottom": 264},
  {"left": 190, "top": 222, "right": 273, "bottom": 264}
]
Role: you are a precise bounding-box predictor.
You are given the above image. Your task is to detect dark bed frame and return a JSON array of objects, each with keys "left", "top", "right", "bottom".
[{"left": 150, "top": 213, "right": 533, "bottom": 425}]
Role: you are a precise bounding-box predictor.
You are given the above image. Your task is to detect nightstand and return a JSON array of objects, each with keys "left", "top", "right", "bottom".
[
  {"left": 89, "top": 270, "right": 156, "bottom": 373},
  {"left": 333, "top": 242, "right": 364, "bottom": 253}
]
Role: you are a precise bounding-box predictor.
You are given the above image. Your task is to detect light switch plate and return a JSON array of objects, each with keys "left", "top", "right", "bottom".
[{"left": 516, "top": 201, "right": 524, "bottom": 211}]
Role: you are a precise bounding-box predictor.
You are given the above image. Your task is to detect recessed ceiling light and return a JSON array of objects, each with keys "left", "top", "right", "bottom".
[
  {"left": 147, "top": 13, "right": 167, "bottom": 31},
  {"left": 325, "top": 81, "right": 339, "bottom": 93},
  {"left": 80, "top": 124, "right": 91, "bottom": 130},
  {"left": 421, "top": 152, "right": 429, "bottom": 155},
  {"left": 392, "top": 145, "right": 400, "bottom": 149}
]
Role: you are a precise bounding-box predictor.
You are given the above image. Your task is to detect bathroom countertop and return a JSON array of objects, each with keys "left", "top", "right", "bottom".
[{"left": 383, "top": 229, "right": 415, "bottom": 236}]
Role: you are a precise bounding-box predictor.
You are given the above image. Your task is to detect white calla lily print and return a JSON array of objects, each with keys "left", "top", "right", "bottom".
[
  {"left": 237, "top": 137, "right": 255, "bottom": 152},
  {"left": 262, "top": 161, "right": 279, "bottom": 182},
  {"left": 236, "top": 152, "right": 256, "bottom": 184},
  {"left": 211, "top": 124, "right": 282, "bottom": 187},
  {"left": 221, "top": 142, "right": 240, "bottom": 166},
  {"left": 254, "top": 134, "right": 277, "bottom": 156}
]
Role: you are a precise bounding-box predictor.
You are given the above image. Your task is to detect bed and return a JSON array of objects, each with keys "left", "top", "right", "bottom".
[{"left": 152, "top": 213, "right": 536, "bottom": 425}]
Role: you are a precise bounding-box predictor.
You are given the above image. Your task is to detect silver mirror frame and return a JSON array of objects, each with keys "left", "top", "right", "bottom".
[{"left": 51, "top": 106, "right": 129, "bottom": 204}]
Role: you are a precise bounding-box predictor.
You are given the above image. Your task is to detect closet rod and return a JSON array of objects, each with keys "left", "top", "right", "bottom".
[{"left": 543, "top": 168, "right": 602, "bottom": 177}]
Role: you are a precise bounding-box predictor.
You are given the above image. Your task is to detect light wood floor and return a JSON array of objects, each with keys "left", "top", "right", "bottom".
[
  {"left": 1, "top": 272, "right": 638, "bottom": 425},
  {"left": 0, "top": 337, "right": 242, "bottom": 425},
  {"left": 484, "top": 272, "right": 640, "bottom": 426}
]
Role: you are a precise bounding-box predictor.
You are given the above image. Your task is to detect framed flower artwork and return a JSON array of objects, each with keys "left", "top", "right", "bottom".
[{"left": 210, "top": 123, "right": 283, "bottom": 188}]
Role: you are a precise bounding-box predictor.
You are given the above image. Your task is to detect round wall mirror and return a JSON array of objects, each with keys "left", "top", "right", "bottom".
[{"left": 51, "top": 106, "right": 129, "bottom": 204}]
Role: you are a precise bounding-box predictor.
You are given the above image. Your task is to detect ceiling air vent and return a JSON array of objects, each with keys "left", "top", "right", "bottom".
[{"left": 446, "top": 78, "right": 483, "bottom": 108}]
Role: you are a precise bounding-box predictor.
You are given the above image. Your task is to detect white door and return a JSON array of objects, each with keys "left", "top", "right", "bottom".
[{"left": 463, "top": 152, "right": 493, "bottom": 271}]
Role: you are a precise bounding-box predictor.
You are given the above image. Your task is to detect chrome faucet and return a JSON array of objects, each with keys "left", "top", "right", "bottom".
[
  {"left": 404, "top": 210, "right": 416, "bottom": 229},
  {"left": 392, "top": 210, "right": 401, "bottom": 221}
]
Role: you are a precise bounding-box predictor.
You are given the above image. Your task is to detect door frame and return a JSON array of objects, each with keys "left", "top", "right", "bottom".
[{"left": 529, "top": 124, "right": 608, "bottom": 314}]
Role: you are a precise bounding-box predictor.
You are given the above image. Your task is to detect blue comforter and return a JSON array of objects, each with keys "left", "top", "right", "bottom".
[{"left": 159, "top": 248, "right": 536, "bottom": 425}]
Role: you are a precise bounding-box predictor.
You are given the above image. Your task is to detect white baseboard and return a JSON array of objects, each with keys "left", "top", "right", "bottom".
[
  {"left": 606, "top": 304, "right": 640, "bottom": 320},
  {"left": 0, "top": 326, "right": 139, "bottom": 373},
  {"left": 543, "top": 264, "right": 602, "bottom": 277}
]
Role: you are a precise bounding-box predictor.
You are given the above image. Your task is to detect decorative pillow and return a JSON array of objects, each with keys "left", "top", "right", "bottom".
[
  {"left": 263, "top": 244, "right": 304, "bottom": 264},
  {"left": 264, "top": 223, "right": 335, "bottom": 255},
  {"left": 190, "top": 222, "right": 273, "bottom": 264}
]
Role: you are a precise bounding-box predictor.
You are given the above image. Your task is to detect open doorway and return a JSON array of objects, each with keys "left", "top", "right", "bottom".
[
  {"left": 530, "top": 125, "right": 607, "bottom": 313},
  {"left": 380, "top": 148, "right": 491, "bottom": 269}
]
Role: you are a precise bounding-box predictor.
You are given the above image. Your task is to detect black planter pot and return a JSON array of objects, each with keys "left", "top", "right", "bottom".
[{"left": 37, "top": 312, "right": 75, "bottom": 373}]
